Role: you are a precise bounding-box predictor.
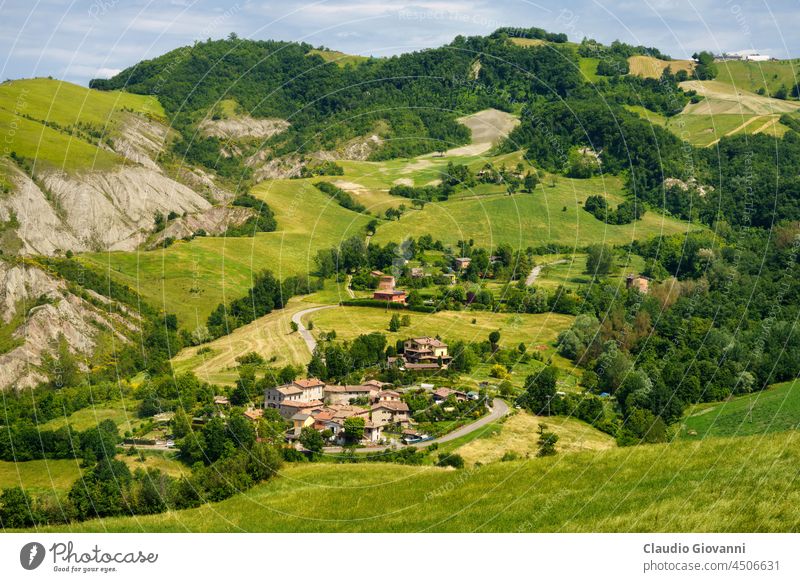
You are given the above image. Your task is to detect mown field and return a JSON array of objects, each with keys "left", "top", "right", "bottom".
[
  {"left": 39, "top": 400, "right": 141, "bottom": 433},
  {"left": 305, "top": 306, "right": 574, "bottom": 349},
  {"left": 455, "top": 411, "right": 615, "bottom": 465},
  {"left": 681, "top": 380, "right": 800, "bottom": 439},
  {"left": 0, "top": 451, "right": 186, "bottom": 496},
  {"left": 172, "top": 297, "right": 323, "bottom": 384},
  {"left": 31, "top": 431, "right": 800, "bottom": 532}
]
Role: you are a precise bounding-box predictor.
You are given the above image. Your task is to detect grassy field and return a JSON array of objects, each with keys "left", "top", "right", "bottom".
[
  {"left": 0, "top": 452, "right": 187, "bottom": 497},
  {"left": 80, "top": 179, "right": 370, "bottom": 330},
  {"left": 628, "top": 55, "right": 694, "bottom": 78},
  {"left": 31, "top": 430, "right": 800, "bottom": 532},
  {"left": 0, "top": 78, "right": 164, "bottom": 173},
  {"left": 715, "top": 59, "right": 800, "bottom": 97},
  {"left": 0, "top": 459, "right": 83, "bottom": 495},
  {"left": 39, "top": 400, "right": 141, "bottom": 433},
  {"left": 680, "top": 80, "right": 800, "bottom": 116},
  {"left": 371, "top": 175, "right": 695, "bottom": 249},
  {"left": 305, "top": 306, "right": 574, "bottom": 349},
  {"left": 578, "top": 57, "right": 600, "bottom": 83},
  {"left": 456, "top": 411, "right": 615, "bottom": 465},
  {"left": 681, "top": 380, "right": 800, "bottom": 440},
  {"left": 172, "top": 297, "right": 323, "bottom": 384}
]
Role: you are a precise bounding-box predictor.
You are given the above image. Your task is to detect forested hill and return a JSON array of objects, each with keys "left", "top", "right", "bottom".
[{"left": 88, "top": 30, "right": 683, "bottom": 165}]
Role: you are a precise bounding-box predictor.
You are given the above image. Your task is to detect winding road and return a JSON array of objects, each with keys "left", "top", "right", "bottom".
[
  {"left": 321, "top": 398, "right": 510, "bottom": 454},
  {"left": 291, "top": 304, "right": 338, "bottom": 354}
]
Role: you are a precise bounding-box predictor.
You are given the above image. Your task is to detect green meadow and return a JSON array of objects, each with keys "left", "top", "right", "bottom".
[
  {"left": 682, "top": 380, "right": 800, "bottom": 439},
  {"left": 372, "top": 175, "right": 695, "bottom": 249},
  {"left": 31, "top": 431, "right": 800, "bottom": 532},
  {"left": 715, "top": 59, "right": 800, "bottom": 97}
]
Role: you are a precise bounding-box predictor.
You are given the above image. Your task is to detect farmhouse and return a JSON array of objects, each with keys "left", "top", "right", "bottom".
[
  {"left": 404, "top": 337, "right": 451, "bottom": 365},
  {"left": 432, "top": 387, "right": 467, "bottom": 402},
  {"left": 265, "top": 378, "right": 326, "bottom": 417},
  {"left": 371, "top": 400, "right": 411, "bottom": 426},
  {"left": 377, "top": 275, "right": 396, "bottom": 290}
]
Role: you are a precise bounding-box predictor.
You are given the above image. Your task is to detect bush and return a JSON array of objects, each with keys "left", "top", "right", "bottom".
[{"left": 436, "top": 453, "right": 465, "bottom": 469}]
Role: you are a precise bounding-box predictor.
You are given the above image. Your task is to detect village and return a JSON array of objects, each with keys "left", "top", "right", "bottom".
[{"left": 211, "top": 336, "right": 487, "bottom": 450}]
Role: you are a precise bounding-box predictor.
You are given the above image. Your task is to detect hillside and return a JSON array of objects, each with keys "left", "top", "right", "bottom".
[
  {"left": 0, "top": 258, "right": 141, "bottom": 389},
  {"left": 714, "top": 58, "right": 800, "bottom": 96},
  {"left": 31, "top": 431, "right": 800, "bottom": 532},
  {"left": 682, "top": 380, "right": 800, "bottom": 439},
  {"left": 0, "top": 78, "right": 238, "bottom": 255}
]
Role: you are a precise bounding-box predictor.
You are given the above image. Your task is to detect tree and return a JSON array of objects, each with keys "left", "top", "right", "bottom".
[
  {"left": 388, "top": 313, "right": 401, "bottom": 332},
  {"left": 171, "top": 407, "right": 192, "bottom": 439},
  {"left": 489, "top": 330, "right": 501, "bottom": 350},
  {"left": 436, "top": 453, "right": 465, "bottom": 468},
  {"left": 692, "top": 51, "right": 718, "bottom": 80},
  {"left": 299, "top": 427, "right": 325, "bottom": 453},
  {"left": 290, "top": 320, "right": 299, "bottom": 333},
  {"left": 536, "top": 424, "right": 559, "bottom": 456},
  {"left": 519, "top": 366, "right": 559, "bottom": 415},
  {"left": 523, "top": 172, "right": 539, "bottom": 192},
  {"left": 0, "top": 486, "right": 35, "bottom": 528},
  {"left": 586, "top": 244, "right": 615, "bottom": 275},
  {"left": 343, "top": 417, "right": 365, "bottom": 443}
]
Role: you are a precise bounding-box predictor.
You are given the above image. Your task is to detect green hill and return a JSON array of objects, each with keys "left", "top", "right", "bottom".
[
  {"left": 0, "top": 78, "right": 164, "bottom": 173},
  {"left": 682, "top": 380, "right": 800, "bottom": 439},
  {"left": 714, "top": 59, "right": 800, "bottom": 97},
  {"left": 80, "top": 178, "right": 370, "bottom": 329},
  {"left": 32, "top": 431, "right": 800, "bottom": 532}
]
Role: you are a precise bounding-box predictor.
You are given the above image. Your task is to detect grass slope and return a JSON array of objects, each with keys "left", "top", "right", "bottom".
[
  {"left": 80, "top": 180, "right": 370, "bottom": 329},
  {"left": 456, "top": 411, "right": 615, "bottom": 465},
  {"left": 371, "top": 175, "right": 695, "bottom": 249},
  {"left": 33, "top": 431, "right": 800, "bottom": 532},
  {"left": 682, "top": 380, "right": 800, "bottom": 440},
  {"left": 305, "top": 307, "right": 573, "bottom": 349},
  {"left": 628, "top": 55, "right": 694, "bottom": 78},
  {"left": 715, "top": 59, "right": 800, "bottom": 97},
  {"left": 0, "top": 78, "right": 164, "bottom": 173}
]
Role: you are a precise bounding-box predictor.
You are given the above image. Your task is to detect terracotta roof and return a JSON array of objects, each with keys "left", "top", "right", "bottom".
[
  {"left": 243, "top": 409, "right": 263, "bottom": 421},
  {"left": 213, "top": 396, "right": 230, "bottom": 404},
  {"left": 294, "top": 378, "right": 325, "bottom": 389},
  {"left": 364, "top": 379, "right": 389, "bottom": 388},
  {"left": 409, "top": 336, "right": 447, "bottom": 347},
  {"left": 372, "top": 401, "right": 409, "bottom": 412},
  {"left": 276, "top": 385, "right": 303, "bottom": 396},
  {"left": 404, "top": 363, "right": 442, "bottom": 370}
]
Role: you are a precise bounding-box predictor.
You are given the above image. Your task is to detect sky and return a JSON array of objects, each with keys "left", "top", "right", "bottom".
[{"left": 2, "top": 0, "right": 799, "bottom": 85}]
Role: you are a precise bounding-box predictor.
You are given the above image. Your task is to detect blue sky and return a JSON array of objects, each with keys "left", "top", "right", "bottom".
[{"left": 2, "top": 0, "right": 799, "bottom": 85}]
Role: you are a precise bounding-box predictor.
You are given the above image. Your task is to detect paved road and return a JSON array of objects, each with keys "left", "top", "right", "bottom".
[
  {"left": 291, "top": 305, "right": 338, "bottom": 354},
  {"left": 322, "top": 398, "right": 510, "bottom": 454}
]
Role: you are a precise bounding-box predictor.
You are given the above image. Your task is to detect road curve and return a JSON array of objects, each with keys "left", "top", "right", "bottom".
[
  {"left": 322, "top": 398, "right": 510, "bottom": 454},
  {"left": 291, "top": 304, "right": 338, "bottom": 354}
]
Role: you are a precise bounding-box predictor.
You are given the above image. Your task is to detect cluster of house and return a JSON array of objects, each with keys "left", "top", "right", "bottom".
[
  {"left": 388, "top": 336, "right": 452, "bottom": 371},
  {"left": 263, "top": 378, "right": 411, "bottom": 444}
]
